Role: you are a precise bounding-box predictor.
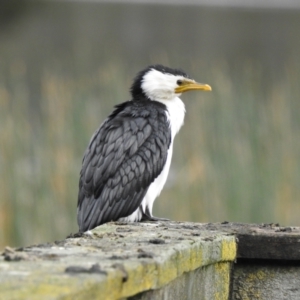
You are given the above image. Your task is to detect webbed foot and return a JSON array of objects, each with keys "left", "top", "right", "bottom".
[{"left": 141, "top": 212, "right": 169, "bottom": 222}]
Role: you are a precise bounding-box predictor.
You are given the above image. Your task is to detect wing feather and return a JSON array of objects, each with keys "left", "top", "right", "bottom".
[{"left": 77, "top": 101, "right": 171, "bottom": 232}]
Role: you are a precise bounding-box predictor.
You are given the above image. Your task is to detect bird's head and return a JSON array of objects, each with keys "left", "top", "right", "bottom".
[{"left": 130, "top": 64, "right": 211, "bottom": 101}]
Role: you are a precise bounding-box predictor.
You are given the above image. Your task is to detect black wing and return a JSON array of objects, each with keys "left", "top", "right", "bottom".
[{"left": 77, "top": 100, "right": 171, "bottom": 232}]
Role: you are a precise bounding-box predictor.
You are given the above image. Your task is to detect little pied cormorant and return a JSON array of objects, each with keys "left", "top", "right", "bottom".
[{"left": 77, "top": 65, "right": 211, "bottom": 232}]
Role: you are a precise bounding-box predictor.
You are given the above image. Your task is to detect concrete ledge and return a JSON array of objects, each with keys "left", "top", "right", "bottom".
[
  {"left": 232, "top": 260, "right": 300, "bottom": 300},
  {"left": 0, "top": 222, "right": 236, "bottom": 300},
  {"left": 200, "top": 222, "right": 300, "bottom": 260},
  {"left": 3, "top": 222, "right": 298, "bottom": 299}
]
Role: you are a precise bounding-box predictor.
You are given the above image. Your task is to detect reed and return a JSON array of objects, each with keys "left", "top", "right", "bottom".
[{"left": 1, "top": 60, "right": 299, "bottom": 248}]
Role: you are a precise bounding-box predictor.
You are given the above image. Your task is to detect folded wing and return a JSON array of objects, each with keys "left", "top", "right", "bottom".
[{"left": 77, "top": 101, "right": 171, "bottom": 232}]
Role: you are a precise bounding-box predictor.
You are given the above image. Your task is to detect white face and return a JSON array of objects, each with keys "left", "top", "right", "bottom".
[{"left": 141, "top": 68, "right": 186, "bottom": 101}]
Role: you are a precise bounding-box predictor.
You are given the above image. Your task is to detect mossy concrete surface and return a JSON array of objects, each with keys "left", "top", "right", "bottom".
[
  {"left": 0, "top": 221, "right": 236, "bottom": 300},
  {"left": 129, "top": 261, "right": 232, "bottom": 300},
  {"left": 232, "top": 262, "right": 300, "bottom": 300}
]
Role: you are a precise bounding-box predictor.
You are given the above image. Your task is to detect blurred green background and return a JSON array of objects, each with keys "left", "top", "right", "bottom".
[{"left": 1, "top": 1, "right": 300, "bottom": 249}]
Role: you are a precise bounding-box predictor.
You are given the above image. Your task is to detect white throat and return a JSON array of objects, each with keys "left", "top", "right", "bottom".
[{"left": 157, "top": 96, "right": 185, "bottom": 138}]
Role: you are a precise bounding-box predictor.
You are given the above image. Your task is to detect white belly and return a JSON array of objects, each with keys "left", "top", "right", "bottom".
[
  {"left": 142, "top": 143, "right": 173, "bottom": 214},
  {"left": 118, "top": 96, "right": 185, "bottom": 222},
  {"left": 118, "top": 144, "right": 173, "bottom": 222}
]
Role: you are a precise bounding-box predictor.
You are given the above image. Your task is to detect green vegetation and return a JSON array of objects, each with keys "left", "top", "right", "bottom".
[{"left": 1, "top": 59, "right": 299, "bottom": 248}]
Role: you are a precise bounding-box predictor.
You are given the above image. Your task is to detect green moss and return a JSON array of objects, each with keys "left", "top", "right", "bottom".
[{"left": 0, "top": 224, "right": 236, "bottom": 299}]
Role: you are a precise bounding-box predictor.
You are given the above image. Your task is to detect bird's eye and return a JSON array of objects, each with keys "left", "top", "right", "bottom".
[{"left": 177, "top": 80, "right": 183, "bottom": 85}]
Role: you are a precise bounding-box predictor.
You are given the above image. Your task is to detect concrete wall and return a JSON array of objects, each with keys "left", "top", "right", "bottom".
[
  {"left": 1, "top": 221, "right": 299, "bottom": 299},
  {"left": 0, "top": 222, "right": 236, "bottom": 300}
]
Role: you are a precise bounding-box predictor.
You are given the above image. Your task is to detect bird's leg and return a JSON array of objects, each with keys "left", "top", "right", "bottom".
[
  {"left": 145, "top": 215, "right": 170, "bottom": 222},
  {"left": 141, "top": 209, "right": 169, "bottom": 222}
]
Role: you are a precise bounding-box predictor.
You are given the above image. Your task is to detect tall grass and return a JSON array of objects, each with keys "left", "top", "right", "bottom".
[{"left": 1, "top": 60, "right": 300, "bottom": 248}]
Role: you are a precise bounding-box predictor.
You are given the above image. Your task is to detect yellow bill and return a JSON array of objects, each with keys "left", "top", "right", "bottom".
[{"left": 175, "top": 79, "right": 212, "bottom": 94}]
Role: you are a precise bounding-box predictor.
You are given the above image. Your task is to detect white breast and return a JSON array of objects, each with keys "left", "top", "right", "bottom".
[
  {"left": 159, "top": 96, "right": 186, "bottom": 138},
  {"left": 119, "top": 96, "right": 185, "bottom": 222}
]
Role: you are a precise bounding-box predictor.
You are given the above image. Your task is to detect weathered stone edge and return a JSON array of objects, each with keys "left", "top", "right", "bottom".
[
  {"left": 0, "top": 227, "right": 237, "bottom": 300},
  {"left": 65, "top": 234, "right": 237, "bottom": 299}
]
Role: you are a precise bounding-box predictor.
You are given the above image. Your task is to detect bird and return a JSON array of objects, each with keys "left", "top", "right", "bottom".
[{"left": 77, "top": 64, "right": 211, "bottom": 232}]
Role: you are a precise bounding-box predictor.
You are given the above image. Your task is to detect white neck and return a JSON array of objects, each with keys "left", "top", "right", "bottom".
[{"left": 156, "top": 96, "right": 186, "bottom": 138}]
